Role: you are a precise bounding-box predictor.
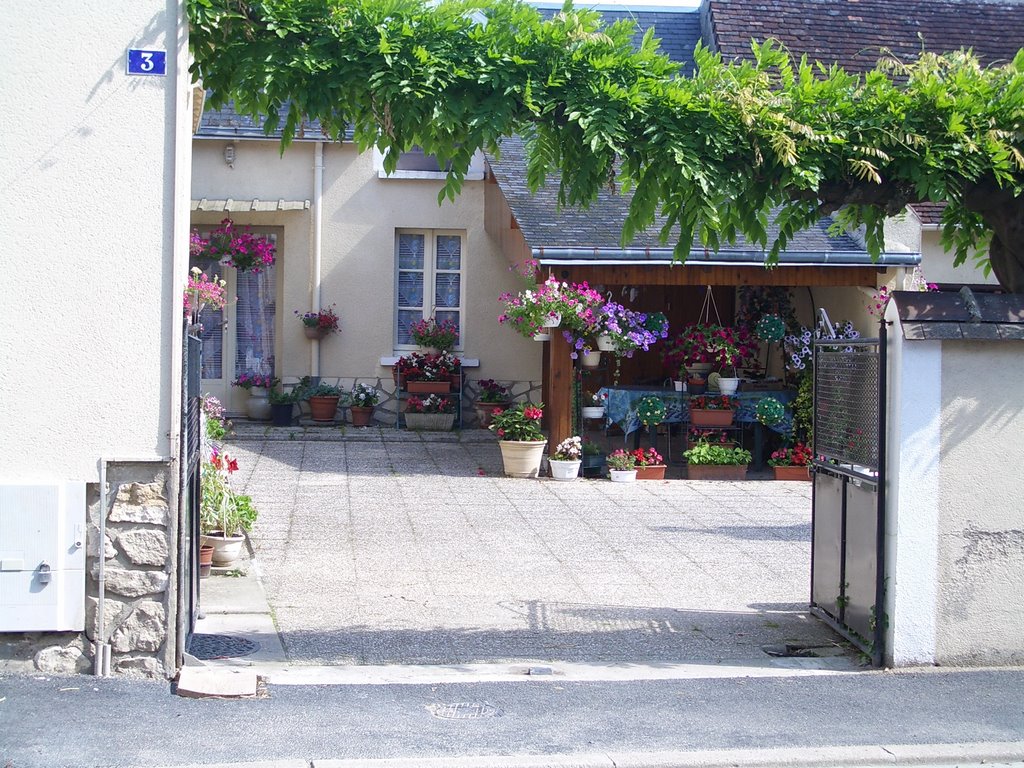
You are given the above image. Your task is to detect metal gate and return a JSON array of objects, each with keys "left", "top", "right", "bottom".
[
  {"left": 177, "top": 329, "right": 203, "bottom": 666},
  {"left": 810, "top": 328, "right": 887, "bottom": 666}
]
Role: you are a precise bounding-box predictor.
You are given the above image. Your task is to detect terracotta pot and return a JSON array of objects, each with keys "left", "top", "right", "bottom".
[
  {"left": 773, "top": 465, "right": 810, "bottom": 481},
  {"left": 687, "top": 378, "right": 706, "bottom": 395},
  {"left": 350, "top": 405, "right": 374, "bottom": 427},
  {"left": 635, "top": 464, "right": 667, "bottom": 480},
  {"left": 689, "top": 408, "right": 734, "bottom": 427},
  {"left": 687, "top": 464, "right": 748, "bottom": 481},
  {"left": 475, "top": 402, "right": 509, "bottom": 428},
  {"left": 309, "top": 395, "right": 340, "bottom": 422},
  {"left": 406, "top": 380, "right": 451, "bottom": 394},
  {"left": 199, "top": 544, "right": 214, "bottom": 579},
  {"left": 498, "top": 440, "right": 547, "bottom": 478}
]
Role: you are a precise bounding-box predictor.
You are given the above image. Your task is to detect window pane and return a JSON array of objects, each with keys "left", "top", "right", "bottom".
[
  {"left": 235, "top": 264, "right": 276, "bottom": 379},
  {"left": 398, "top": 272, "right": 424, "bottom": 308},
  {"left": 436, "top": 235, "right": 461, "bottom": 270},
  {"left": 198, "top": 306, "right": 223, "bottom": 379},
  {"left": 436, "top": 310, "right": 459, "bottom": 330},
  {"left": 398, "top": 233, "right": 425, "bottom": 270},
  {"left": 396, "top": 309, "right": 421, "bottom": 346},
  {"left": 435, "top": 273, "right": 460, "bottom": 308}
]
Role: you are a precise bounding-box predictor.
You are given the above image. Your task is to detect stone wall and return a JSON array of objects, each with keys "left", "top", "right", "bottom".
[{"left": 0, "top": 462, "right": 178, "bottom": 679}]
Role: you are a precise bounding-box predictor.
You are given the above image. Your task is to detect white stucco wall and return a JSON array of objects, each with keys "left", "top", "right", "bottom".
[
  {"left": 936, "top": 342, "right": 1024, "bottom": 664},
  {"left": 920, "top": 230, "right": 998, "bottom": 287},
  {"left": 191, "top": 139, "right": 541, "bottom": 392},
  {"left": 1, "top": 2, "right": 189, "bottom": 481}
]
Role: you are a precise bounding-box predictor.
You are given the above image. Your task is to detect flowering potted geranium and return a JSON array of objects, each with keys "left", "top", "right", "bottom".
[
  {"left": 768, "top": 442, "right": 812, "bottom": 481},
  {"left": 474, "top": 379, "right": 511, "bottom": 428},
  {"left": 395, "top": 351, "right": 460, "bottom": 393},
  {"left": 689, "top": 394, "right": 736, "bottom": 427},
  {"left": 404, "top": 394, "right": 456, "bottom": 431},
  {"left": 295, "top": 304, "right": 340, "bottom": 340},
  {"left": 549, "top": 436, "right": 583, "bottom": 481},
  {"left": 631, "top": 447, "right": 666, "bottom": 480},
  {"left": 489, "top": 402, "right": 547, "bottom": 477},
  {"left": 183, "top": 267, "right": 227, "bottom": 324},
  {"left": 348, "top": 383, "right": 380, "bottom": 427},
  {"left": 410, "top": 317, "right": 459, "bottom": 352},
  {"left": 606, "top": 449, "right": 638, "bottom": 482},
  {"left": 192, "top": 218, "right": 276, "bottom": 273}
]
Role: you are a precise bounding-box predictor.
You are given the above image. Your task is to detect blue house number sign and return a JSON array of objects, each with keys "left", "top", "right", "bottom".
[{"left": 126, "top": 49, "right": 166, "bottom": 76}]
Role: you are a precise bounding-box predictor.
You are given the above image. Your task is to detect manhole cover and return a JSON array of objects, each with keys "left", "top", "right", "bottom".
[
  {"left": 189, "top": 633, "right": 261, "bottom": 660},
  {"left": 426, "top": 702, "right": 502, "bottom": 720}
]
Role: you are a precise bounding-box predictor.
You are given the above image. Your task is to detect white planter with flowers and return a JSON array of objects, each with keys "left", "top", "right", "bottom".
[{"left": 549, "top": 436, "right": 583, "bottom": 481}]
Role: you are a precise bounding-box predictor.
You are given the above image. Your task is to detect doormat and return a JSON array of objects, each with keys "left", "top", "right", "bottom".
[{"left": 188, "top": 633, "right": 261, "bottom": 660}]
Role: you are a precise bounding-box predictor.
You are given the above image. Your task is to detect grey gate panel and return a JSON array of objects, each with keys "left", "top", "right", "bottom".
[{"left": 810, "top": 331, "right": 887, "bottom": 666}]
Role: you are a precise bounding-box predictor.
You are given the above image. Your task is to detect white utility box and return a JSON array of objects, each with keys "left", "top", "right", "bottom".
[{"left": 0, "top": 483, "right": 87, "bottom": 631}]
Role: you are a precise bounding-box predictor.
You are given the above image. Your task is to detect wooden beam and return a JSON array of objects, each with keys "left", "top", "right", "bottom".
[
  {"left": 546, "top": 328, "right": 573, "bottom": 454},
  {"left": 547, "top": 264, "right": 882, "bottom": 287}
]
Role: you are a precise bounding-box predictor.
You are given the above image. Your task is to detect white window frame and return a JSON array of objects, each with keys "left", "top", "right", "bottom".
[
  {"left": 373, "top": 147, "right": 485, "bottom": 180},
  {"left": 394, "top": 229, "right": 466, "bottom": 352}
]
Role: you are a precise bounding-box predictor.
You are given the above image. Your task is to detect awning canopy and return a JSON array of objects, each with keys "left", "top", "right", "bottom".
[{"left": 190, "top": 198, "right": 310, "bottom": 213}]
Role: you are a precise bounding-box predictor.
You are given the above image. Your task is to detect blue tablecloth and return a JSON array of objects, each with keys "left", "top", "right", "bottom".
[{"left": 599, "top": 387, "right": 796, "bottom": 436}]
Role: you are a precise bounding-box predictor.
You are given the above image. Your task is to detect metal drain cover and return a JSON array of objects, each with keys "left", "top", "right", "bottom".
[
  {"left": 427, "top": 702, "right": 502, "bottom": 720},
  {"left": 189, "top": 633, "right": 261, "bottom": 660}
]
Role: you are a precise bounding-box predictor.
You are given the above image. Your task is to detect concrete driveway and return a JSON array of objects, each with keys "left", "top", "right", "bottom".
[{"left": 224, "top": 428, "right": 842, "bottom": 667}]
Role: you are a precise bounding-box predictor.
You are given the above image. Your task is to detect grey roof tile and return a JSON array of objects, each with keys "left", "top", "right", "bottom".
[{"left": 196, "top": 98, "right": 353, "bottom": 142}]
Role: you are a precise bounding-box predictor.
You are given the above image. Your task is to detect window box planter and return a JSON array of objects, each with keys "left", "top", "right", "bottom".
[
  {"left": 689, "top": 408, "right": 734, "bottom": 427},
  {"left": 772, "top": 465, "right": 810, "bottom": 481},
  {"left": 406, "top": 380, "right": 452, "bottom": 395},
  {"left": 687, "top": 465, "right": 748, "bottom": 481},
  {"left": 635, "top": 464, "right": 667, "bottom": 480},
  {"left": 404, "top": 412, "right": 455, "bottom": 431}
]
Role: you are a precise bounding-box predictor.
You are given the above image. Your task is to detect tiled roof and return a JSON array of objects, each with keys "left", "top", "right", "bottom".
[
  {"left": 195, "top": 98, "right": 353, "bottom": 142},
  {"left": 488, "top": 135, "right": 867, "bottom": 255},
  {"left": 895, "top": 288, "right": 1024, "bottom": 341},
  {"left": 704, "top": 0, "right": 1024, "bottom": 73},
  {"left": 910, "top": 203, "right": 946, "bottom": 226},
  {"left": 535, "top": 5, "right": 702, "bottom": 73}
]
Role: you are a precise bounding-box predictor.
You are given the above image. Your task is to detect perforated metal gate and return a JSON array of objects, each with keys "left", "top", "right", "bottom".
[
  {"left": 810, "top": 331, "right": 887, "bottom": 666},
  {"left": 177, "top": 330, "right": 203, "bottom": 666}
]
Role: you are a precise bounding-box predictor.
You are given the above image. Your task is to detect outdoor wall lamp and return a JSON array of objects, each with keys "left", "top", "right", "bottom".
[{"left": 224, "top": 143, "right": 236, "bottom": 166}]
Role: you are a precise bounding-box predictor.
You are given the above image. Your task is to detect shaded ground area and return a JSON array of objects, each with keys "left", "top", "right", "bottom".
[{"left": 226, "top": 429, "right": 841, "bottom": 666}]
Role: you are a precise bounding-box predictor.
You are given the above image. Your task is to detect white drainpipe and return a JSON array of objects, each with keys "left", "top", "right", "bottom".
[{"left": 312, "top": 142, "right": 324, "bottom": 377}]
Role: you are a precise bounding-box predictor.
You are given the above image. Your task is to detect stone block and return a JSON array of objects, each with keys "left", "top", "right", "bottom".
[
  {"left": 115, "top": 529, "right": 170, "bottom": 567},
  {"left": 110, "top": 482, "right": 168, "bottom": 525},
  {"left": 110, "top": 601, "right": 167, "bottom": 653},
  {"left": 85, "top": 595, "right": 129, "bottom": 643},
  {"left": 176, "top": 667, "right": 258, "bottom": 698},
  {"left": 102, "top": 568, "right": 168, "bottom": 598},
  {"left": 35, "top": 643, "right": 91, "bottom": 675},
  {"left": 113, "top": 655, "right": 165, "bottom": 679}
]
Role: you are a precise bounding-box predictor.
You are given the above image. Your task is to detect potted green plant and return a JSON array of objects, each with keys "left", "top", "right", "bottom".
[
  {"left": 631, "top": 447, "right": 666, "bottom": 480},
  {"left": 307, "top": 381, "right": 343, "bottom": 423},
  {"left": 349, "top": 383, "right": 380, "bottom": 427},
  {"left": 409, "top": 317, "right": 459, "bottom": 352},
  {"left": 474, "top": 379, "right": 511, "bottom": 428},
  {"left": 549, "top": 436, "right": 583, "bottom": 481},
  {"left": 689, "top": 394, "right": 736, "bottom": 428},
  {"left": 683, "top": 442, "right": 752, "bottom": 481},
  {"left": 268, "top": 388, "right": 298, "bottom": 427},
  {"left": 295, "top": 304, "right": 340, "bottom": 340},
  {"left": 200, "top": 451, "right": 258, "bottom": 566},
  {"left": 769, "top": 442, "right": 812, "bottom": 481},
  {"left": 490, "top": 402, "right": 547, "bottom": 477},
  {"left": 403, "top": 393, "right": 457, "bottom": 431},
  {"left": 606, "top": 449, "right": 638, "bottom": 482}
]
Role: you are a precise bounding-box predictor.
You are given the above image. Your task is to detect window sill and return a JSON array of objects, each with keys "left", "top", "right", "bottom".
[
  {"left": 381, "top": 356, "right": 479, "bottom": 367},
  {"left": 377, "top": 170, "right": 485, "bottom": 181}
]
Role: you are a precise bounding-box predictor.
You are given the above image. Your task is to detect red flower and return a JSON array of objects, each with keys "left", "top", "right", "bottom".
[{"left": 524, "top": 406, "right": 543, "bottom": 420}]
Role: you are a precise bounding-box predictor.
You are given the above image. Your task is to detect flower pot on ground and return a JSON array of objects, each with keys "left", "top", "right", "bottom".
[
  {"left": 683, "top": 442, "right": 752, "bottom": 482},
  {"left": 581, "top": 439, "right": 606, "bottom": 478},
  {"left": 490, "top": 402, "right": 546, "bottom": 477},
  {"left": 549, "top": 436, "right": 583, "bottom": 481},
  {"left": 348, "top": 383, "right": 380, "bottom": 427},
  {"left": 404, "top": 393, "right": 456, "bottom": 431},
  {"left": 233, "top": 374, "right": 279, "bottom": 421},
  {"left": 630, "top": 447, "right": 666, "bottom": 480},
  {"left": 199, "top": 544, "right": 214, "bottom": 579},
  {"left": 769, "top": 443, "right": 812, "bottom": 480},
  {"left": 307, "top": 382, "right": 343, "bottom": 423},
  {"left": 606, "top": 449, "right": 637, "bottom": 482},
  {"left": 200, "top": 456, "right": 257, "bottom": 567},
  {"left": 268, "top": 387, "right": 300, "bottom": 427}
]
